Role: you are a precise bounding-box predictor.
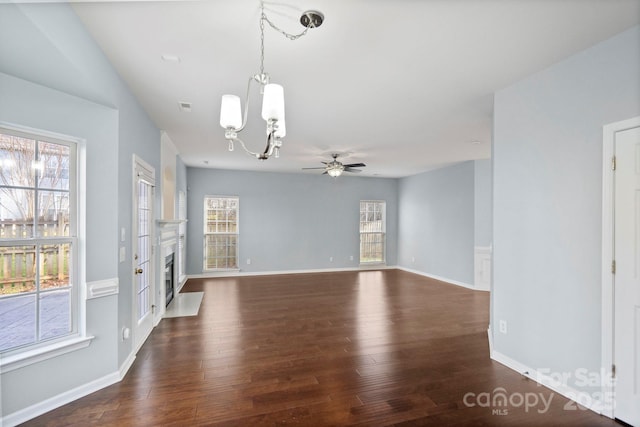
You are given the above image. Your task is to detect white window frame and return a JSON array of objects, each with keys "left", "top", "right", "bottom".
[
  {"left": 360, "top": 200, "right": 386, "bottom": 265},
  {"left": 178, "top": 190, "right": 186, "bottom": 281},
  {"left": 203, "top": 196, "right": 239, "bottom": 271},
  {"left": 0, "top": 123, "right": 90, "bottom": 372}
]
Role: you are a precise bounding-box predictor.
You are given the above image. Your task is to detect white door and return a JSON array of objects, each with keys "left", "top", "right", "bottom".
[
  {"left": 133, "top": 157, "right": 155, "bottom": 353},
  {"left": 614, "top": 124, "right": 640, "bottom": 426}
]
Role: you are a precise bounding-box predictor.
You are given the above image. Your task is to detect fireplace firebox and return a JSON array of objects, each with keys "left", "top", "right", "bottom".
[{"left": 165, "top": 253, "right": 174, "bottom": 307}]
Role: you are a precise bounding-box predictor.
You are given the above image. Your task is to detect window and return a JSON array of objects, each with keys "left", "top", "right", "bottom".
[
  {"left": 360, "top": 200, "right": 386, "bottom": 264},
  {"left": 178, "top": 190, "right": 186, "bottom": 279},
  {"left": 204, "top": 196, "right": 238, "bottom": 270},
  {"left": 0, "top": 128, "right": 78, "bottom": 354}
]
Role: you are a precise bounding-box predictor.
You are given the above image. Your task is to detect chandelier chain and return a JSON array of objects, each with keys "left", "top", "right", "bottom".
[
  {"left": 258, "top": 0, "right": 311, "bottom": 79},
  {"left": 221, "top": 1, "right": 321, "bottom": 161},
  {"left": 262, "top": 13, "right": 310, "bottom": 40},
  {"left": 259, "top": 1, "right": 265, "bottom": 76}
]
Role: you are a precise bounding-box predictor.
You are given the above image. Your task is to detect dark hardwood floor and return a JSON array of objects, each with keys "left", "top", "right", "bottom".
[{"left": 24, "top": 269, "right": 618, "bottom": 426}]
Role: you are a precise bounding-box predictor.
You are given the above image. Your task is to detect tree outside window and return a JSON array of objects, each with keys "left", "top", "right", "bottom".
[{"left": 0, "top": 130, "right": 76, "bottom": 353}]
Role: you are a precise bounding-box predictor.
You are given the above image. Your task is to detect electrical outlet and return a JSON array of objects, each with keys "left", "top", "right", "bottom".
[
  {"left": 412, "top": 256, "right": 416, "bottom": 263},
  {"left": 350, "top": 255, "right": 354, "bottom": 261},
  {"left": 329, "top": 256, "right": 333, "bottom": 262},
  {"left": 499, "top": 320, "right": 508, "bottom": 334},
  {"left": 246, "top": 258, "right": 251, "bottom": 265}
]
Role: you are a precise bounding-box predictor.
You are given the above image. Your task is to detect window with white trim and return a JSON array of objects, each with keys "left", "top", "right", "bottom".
[
  {"left": 204, "top": 196, "right": 238, "bottom": 270},
  {"left": 360, "top": 200, "right": 386, "bottom": 264},
  {"left": 178, "top": 190, "right": 186, "bottom": 279},
  {"left": 0, "top": 127, "right": 78, "bottom": 354}
]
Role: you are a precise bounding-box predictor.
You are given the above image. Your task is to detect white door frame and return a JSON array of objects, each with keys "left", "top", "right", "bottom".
[
  {"left": 601, "top": 115, "right": 640, "bottom": 419},
  {"left": 132, "top": 154, "right": 156, "bottom": 353}
]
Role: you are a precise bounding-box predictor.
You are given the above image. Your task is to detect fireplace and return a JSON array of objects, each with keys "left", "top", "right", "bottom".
[
  {"left": 165, "top": 253, "right": 174, "bottom": 307},
  {"left": 157, "top": 219, "right": 183, "bottom": 313}
]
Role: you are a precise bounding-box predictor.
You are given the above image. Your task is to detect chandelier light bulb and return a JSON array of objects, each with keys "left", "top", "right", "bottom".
[
  {"left": 220, "top": 95, "right": 242, "bottom": 129},
  {"left": 261, "top": 84, "right": 285, "bottom": 122}
]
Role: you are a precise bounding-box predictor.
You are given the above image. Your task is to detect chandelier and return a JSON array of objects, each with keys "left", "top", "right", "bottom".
[{"left": 219, "top": 2, "right": 324, "bottom": 160}]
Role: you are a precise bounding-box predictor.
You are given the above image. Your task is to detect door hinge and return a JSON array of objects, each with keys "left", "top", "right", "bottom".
[
  {"left": 612, "top": 364, "right": 616, "bottom": 378},
  {"left": 612, "top": 260, "right": 616, "bottom": 274},
  {"left": 612, "top": 156, "right": 616, "bottom": 171}
]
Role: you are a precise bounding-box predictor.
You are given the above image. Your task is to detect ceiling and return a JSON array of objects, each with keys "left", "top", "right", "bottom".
[{"left": 70, "top": 0, "right": 640, "bottom": 178}]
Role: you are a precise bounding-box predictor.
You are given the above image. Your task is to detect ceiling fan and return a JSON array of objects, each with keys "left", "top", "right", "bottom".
[{"left": 302, "top": 153, "right": 366, "bottom": 177}]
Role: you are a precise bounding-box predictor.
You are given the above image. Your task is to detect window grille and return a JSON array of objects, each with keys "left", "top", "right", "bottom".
[
  {"left": 359, "top": 200, "right": 386, "bottom": 264},
  {"left": 203, "top": 196, "right": 238, "bottom": 270}
]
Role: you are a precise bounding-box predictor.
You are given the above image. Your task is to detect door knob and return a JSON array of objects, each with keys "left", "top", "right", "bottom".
[{"left": 135, "top": 268, "right": 143, "bottom": 274}]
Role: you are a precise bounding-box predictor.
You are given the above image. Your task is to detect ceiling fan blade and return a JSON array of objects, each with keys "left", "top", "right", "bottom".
[
  {"left": 343, "top": 163, "right": 366, "bottom": 168},
  {"left": 322, "top": 170, "right": 328, "bottom": 175},
  {"left": 302, "top": 167, "right": 328, "bottom": 170},
  {"left": 344, "top": 167, "right": 362, "bottom": 173}
]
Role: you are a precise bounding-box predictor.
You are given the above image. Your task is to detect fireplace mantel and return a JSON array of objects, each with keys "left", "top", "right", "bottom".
[
  {"left": 157, "top": 219, "right": 184, "bottom": 230},
  {"left": 157, "top": 219, "right": 183, "bottom": 226},
  {"left": 156, "top": 219, "right": 185, "bottom": 243}
]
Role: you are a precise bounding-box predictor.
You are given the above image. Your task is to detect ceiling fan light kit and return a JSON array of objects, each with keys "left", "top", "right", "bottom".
[
  {"left": 327, "top": 164, "right": 345, "bottom": 178},
  {"left": 219, "top": 1, "right": 323, "bottom": 161},
  {"left": 303, "top": 154, "right": 367, "bottom": 178}
]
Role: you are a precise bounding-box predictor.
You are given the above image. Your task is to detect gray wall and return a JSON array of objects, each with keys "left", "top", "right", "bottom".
[
  {"left": 0, "top": 72, "right": 120, "bottom": 417},
  {"left": 492, "top": 25, "right": 640, "bottom": 391},
  {"left": 186, "top": 168, "right": 398, "bottom": 274},
  {"left": 115, "top": 85, "right": 160, "bottom": 368},
  {"left": 0, "top": 2, "right": 160, "bottom": 417},
  {"left": 474, "top": 159, "right": 492, "bottom": 248},
  {"left": 397, "top": 161, "right": 475, "bottom": 285}
]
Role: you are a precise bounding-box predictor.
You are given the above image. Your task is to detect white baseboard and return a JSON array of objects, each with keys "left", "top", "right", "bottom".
[
  {"left": 396, "top": 266, "right": 477, "bottom": 290},
  {"left": 177, "top": 274, "right": 187, "bottom": 292},
  {"left": 154, "top": 312, "right": 163, "bottom": 326},
  {"left": 187, "top": 265, "right": 395, "bottom": 280},
  {"left": 119, "top": 351, "right": 136, "bottom": 380},
  {"left": 2, "top": 350, "right": 136, "bottom": 427},
  {"left": 491, "top": 350, "right": 610, "bottom": 417},
  {"left": 2, "top": 371, "right": 120, "bottom": 427},
  {"left": 491, "top": 350, "right": 532, "bottom": 376}
]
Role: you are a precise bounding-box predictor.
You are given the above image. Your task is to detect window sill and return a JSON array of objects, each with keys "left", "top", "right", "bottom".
[{"left": 0, "top": 335, "right": 94, "bottom": 374}]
